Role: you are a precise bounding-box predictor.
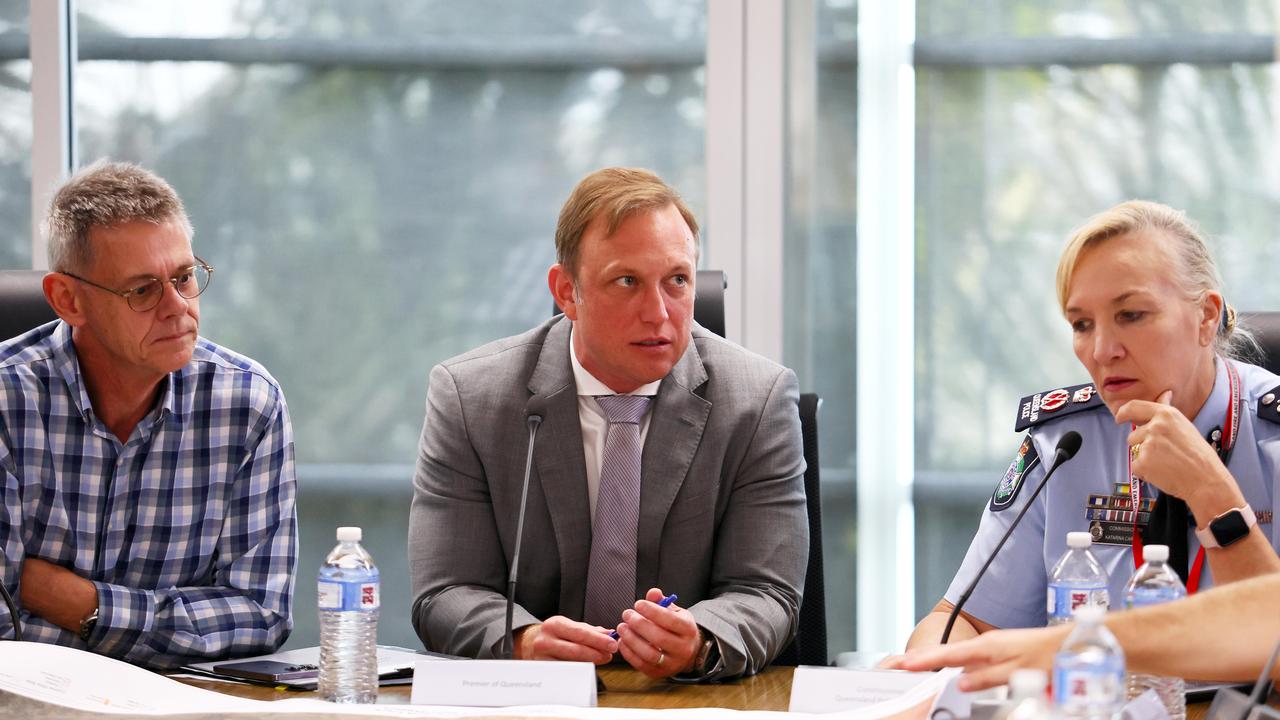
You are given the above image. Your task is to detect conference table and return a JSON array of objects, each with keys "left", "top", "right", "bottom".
[
  {"left": 176, "top": 665, "right": 795, "bottom": 710},
  {"left": 175, "top": 666, "right": 1224, "bottom": 717}
]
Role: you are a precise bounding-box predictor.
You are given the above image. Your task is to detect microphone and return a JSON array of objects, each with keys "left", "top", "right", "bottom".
[
  {"left": 1, "top": 566, "right": 20, "bottom": 641},
  {"left": 501, "top": 396, "right": 546, "bottom": 659},
  {"left": 940, "top": 430, "right": 1083, "bottom": 644}
]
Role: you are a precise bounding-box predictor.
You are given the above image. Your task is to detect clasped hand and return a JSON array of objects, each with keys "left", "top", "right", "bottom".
[{"left": 516, "top": 587, "right": 702, "bottom": 678}]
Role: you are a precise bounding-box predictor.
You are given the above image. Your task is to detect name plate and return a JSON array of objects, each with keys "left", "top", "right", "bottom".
[
  {"left": 410, "top": 659, "right": 597, "bottom": 708},
  {"left": 789, "top": 666, "right": 959, "bottom": 715}
]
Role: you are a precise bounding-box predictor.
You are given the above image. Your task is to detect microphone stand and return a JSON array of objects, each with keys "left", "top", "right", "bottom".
[
  {"left": 501, "top": 412, "right": 543, "bottom": 659},
  {"left": 941, "top": 432, "right": 1082, "bottom": 644}
]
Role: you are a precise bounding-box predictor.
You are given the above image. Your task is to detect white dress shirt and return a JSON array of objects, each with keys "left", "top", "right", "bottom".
[{"left": 568, "top": 327, "right": 660, "bottom": 518}]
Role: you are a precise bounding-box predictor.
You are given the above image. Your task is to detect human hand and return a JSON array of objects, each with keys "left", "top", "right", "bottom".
[
  {"left": 877, "top": 654, "right": 910, "bottom": 669},
  {"left": 1117, "top": 390, "right": 1245, "bottom": 518},
  {"left": 894, "top": 625, "right": 1070, "bottom": 691},
  {"left": 615, "top": 587, "right": 702, "bottom": 679},
  {"left": 19, "top": 557, "right": 97, "bottom": 633},
  {"left": 514, "top": 615, "right": 617, "bottom": 664}
]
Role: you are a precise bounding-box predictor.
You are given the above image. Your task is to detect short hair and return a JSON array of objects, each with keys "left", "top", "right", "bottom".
[
  {"left": 554, "top": 167, "right": 699, "bottom": 278},
  {"left": 1055, "top": 200, "right": 1254, "bottom": 359},
  {"left": 45, "top": 160, "right": 193, "bottom": 273}
]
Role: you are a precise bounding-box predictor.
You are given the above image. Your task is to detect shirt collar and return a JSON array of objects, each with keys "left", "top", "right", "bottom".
[
  {"left": 50, "top": 320, "right": 180, "bottom": 429},
  {"left": 568, "top": 325, "right": 661, "bottom": 397},
  {"left": 1190, "top": 355, "right": 1231, "bottom": 439}
]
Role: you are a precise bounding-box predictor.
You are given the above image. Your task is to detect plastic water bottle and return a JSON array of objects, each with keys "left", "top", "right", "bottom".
[
  {"left": 1053, "top": 605, "right": 1125, "bottom": 720},
  {"left": 1001, "top": 669, "right": 1052, "bottom": 720},
  {"left": 1123, "top": 544, "right": 1186, "bottom": 720},
  {"left": 1047, "top": 531, "right": 1109, "bottom": 625},
  {"left": 317, "top": 526, "right": 380, "bottom": 703}
]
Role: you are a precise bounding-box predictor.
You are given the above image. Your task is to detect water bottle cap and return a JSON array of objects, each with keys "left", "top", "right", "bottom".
[
  {"left": 1009, "top": 668, "right": 1047, "bottom": 696},
  {"left": 1073, "top": 605, "right": 1105, "bottom": 623},
  {"left": 1066, "top": 531, "right": 1092, "bottom": 548},
  {"left": 1143, "top": 544, "right": 1168, "bottom": 562},
  {"left": 336, "top": 526, "right": 362, "bottom": 542}
]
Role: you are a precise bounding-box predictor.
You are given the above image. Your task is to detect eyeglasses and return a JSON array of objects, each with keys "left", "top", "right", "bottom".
[{"left": 62, "top": 258, "right": 214, "bottom": 312}]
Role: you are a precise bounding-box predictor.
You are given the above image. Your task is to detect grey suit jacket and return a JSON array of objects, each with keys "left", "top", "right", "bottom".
[{"left": 408, "top": 316, "right": 808, "bottom": 679}]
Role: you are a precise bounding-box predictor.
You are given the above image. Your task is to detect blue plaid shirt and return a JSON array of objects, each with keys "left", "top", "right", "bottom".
[{"left": 0, "top": 321, "right": 297, "bottom": 669}]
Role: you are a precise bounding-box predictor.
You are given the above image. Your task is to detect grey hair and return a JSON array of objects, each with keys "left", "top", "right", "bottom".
[{"left": 44, "top": 160, "right": 193, "bottom": 273}]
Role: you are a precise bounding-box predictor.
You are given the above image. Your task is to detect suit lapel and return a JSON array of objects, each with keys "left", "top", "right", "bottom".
[
  {"left": 527, "top": 318, "right": 592, "bottom": 618},
  {"left": 635, "top": 338, "right": 711, "bottom": 593}
]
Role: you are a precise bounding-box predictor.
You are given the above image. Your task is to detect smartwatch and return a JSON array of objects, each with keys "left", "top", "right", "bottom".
[
  {"left": 78, "top": 607, "right": 99, "bottom": 642},
  {"left": 1195, "top": 503, "right": 1256, "bottom": 549}
]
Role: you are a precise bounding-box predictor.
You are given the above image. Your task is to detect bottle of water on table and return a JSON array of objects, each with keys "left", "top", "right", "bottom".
[
  {"left": 1048, "top": 531, "right": 1109, "bottom": 625},
  {"left": 317, "top": 526, "right": 380, "bottom": 704},
  {"left": 1053, "top": 605, "right": 1125, "bottom": 720},
  {"left": 1123, "top": 544, "right": 1186, "bottom": 720},
  {"left": 1002, "top": 669, "right": 1052, "bottom": 720}
]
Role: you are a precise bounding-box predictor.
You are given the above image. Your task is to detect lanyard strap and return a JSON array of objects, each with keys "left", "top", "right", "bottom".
[{"left": 1129, "top": 358, "right": 1241, "bottom": 593}]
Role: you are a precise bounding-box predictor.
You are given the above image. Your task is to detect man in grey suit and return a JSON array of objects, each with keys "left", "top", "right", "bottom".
[{"left": 408, "top": 167, "right": 808, "bottom": 681}]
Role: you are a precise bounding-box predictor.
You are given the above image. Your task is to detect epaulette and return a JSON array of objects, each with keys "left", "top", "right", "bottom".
[
  {"left": 1014, "top": 382, "right": 1104, "bottom": 432},
  {"left": 1257, "top": 384, "right": 1280, "bottom": 425}
]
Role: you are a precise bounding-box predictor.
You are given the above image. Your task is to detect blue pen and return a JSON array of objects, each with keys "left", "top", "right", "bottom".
[{"left": 609, "top": 593, "right": 677, "bottom": 640}]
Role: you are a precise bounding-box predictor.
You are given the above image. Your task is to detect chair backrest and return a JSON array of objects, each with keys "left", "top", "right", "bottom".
[
  {"left": 773, "top": 392, "right": 828, "bottom": 667},
  {"left": 1242, "top": 312, "right": 1280, "bottom": 376},
  {"left": 0, "top": 270, "right": 57, "bottom": 342},
  {"left": 551, "top": 269, "right": 727, "bottom": 338}
]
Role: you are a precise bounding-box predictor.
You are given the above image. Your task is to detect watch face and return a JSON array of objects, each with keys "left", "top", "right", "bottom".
[{"left": 1211, "top": 509, "right": 1251, "bottom": 547}]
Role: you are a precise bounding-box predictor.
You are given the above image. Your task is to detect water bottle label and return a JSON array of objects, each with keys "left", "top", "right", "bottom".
[
  {"left": 317, "top": 579, "right": 380, "bottom": 611},
  {"left": 1047, "top": 585, "right": 1108, "bottom": 620},
  {"left": 1124, "top": 586, "right": 1184, "bottom": 609},
  {"left": 1053, "top": 656, "right": 1124, "bottom": 709}
]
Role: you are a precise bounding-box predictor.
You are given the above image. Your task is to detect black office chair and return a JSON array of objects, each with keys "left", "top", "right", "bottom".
[
  {"left": 773, "top": 392, "right": 828, "bottom": 667},
  {"left": 551, "top": 269, "right": 727, "bottom": 338},
  {"left": 1242, "top": 312, "right": 1280, "bottom": 376},
  {"left": 0, "top": 270, "right": 57, "bottom": 342}
]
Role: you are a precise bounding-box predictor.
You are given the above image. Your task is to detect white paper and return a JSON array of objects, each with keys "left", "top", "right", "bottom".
[
  {"left": 1, "top": 640, "right": 964, "bottom": 720},
  {"left": 789, "top": 666, "right": 957, "bottom": 714}
]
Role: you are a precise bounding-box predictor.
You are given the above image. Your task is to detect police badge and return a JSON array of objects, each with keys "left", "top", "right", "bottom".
[{"left": 992, "top": 435, "right": 1041, "bottom": 511}]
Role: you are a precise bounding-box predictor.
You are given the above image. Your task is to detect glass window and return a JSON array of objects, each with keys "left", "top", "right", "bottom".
[
  {"left": 912, "top": 1, "right": 1280, "bottom": 614},
  {"left": 0, "top": 1, "right": 30, "bottom": 269},
  {"left": 784, "top": 0, "right": 857, "bottom": 656},
  {"left": 75, "top": 0, "right": 706, "bottom": 649}
]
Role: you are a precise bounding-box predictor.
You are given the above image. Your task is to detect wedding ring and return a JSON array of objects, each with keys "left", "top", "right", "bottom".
[{"left": 657, "top": 651, "right": 666, "bottom": 666}]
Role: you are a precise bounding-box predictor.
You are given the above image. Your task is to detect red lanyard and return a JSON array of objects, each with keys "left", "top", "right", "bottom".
[{"left": 1128, "top": 359, "right": 1241, "bottom": 594}]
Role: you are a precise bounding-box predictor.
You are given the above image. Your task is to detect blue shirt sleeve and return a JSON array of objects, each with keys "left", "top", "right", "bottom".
[{"left": 943, "top": 434, "right": 1051, "bottom": 629}]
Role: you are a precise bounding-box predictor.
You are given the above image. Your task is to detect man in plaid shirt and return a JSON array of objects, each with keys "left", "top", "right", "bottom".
[{"left": 0, "top": 162, "right": 297, "bottom": 669}]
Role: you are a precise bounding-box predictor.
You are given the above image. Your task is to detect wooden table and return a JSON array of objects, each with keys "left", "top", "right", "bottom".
[
  {"left": 176, "top": 666, "right": 1236, "bottom": 716},
  {"left": 175, "top": 665, "right": 796, "bottom": 711}
]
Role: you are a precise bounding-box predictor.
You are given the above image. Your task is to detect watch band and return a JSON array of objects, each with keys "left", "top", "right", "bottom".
[
  {"left": 1195, "top": 503, "right": 1256, "bottom": 549},
  {"left": 78, "top": 607, "right": 99, "bottom": 642}
]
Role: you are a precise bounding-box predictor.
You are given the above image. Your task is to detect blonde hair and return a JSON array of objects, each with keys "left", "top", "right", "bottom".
[
  {"left": 554, "top": 167, "right": 699, "bottom": 278},
  {"left": 1055, "top": 200, "right": 1253, "bottom": 359},
  {"left": 45, "top": 160, "right": 193, "bottom": 274}
]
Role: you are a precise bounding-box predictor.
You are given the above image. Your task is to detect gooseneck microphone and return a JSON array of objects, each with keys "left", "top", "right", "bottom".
[
  {"left": 501, "top": 396, "right": 546, "bottom": 660},
  {"left": 1, "top": 568, "right": 20, "bottom": 641},
  {"left": 940, "top": 430, "right": 1083, "bottom": 645}
]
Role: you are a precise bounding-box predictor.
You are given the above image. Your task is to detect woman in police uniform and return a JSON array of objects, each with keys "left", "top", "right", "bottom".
[{"left": 903, "top": 200, "right": 1280, "bottom": 650}]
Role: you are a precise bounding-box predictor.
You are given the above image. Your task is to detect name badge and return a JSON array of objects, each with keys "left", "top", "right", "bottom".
[{"left": 410, "top": 659, "right": 596, "bottom": 708}]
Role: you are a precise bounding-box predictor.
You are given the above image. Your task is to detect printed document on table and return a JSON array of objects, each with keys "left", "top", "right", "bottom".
[{"left": 1, "top": 640, "right": 963, "bottom": 720}]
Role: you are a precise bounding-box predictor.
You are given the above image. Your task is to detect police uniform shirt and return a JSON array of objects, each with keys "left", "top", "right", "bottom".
[{"left": 944, "top": 357, "right": 1280, "bottom": 629}]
